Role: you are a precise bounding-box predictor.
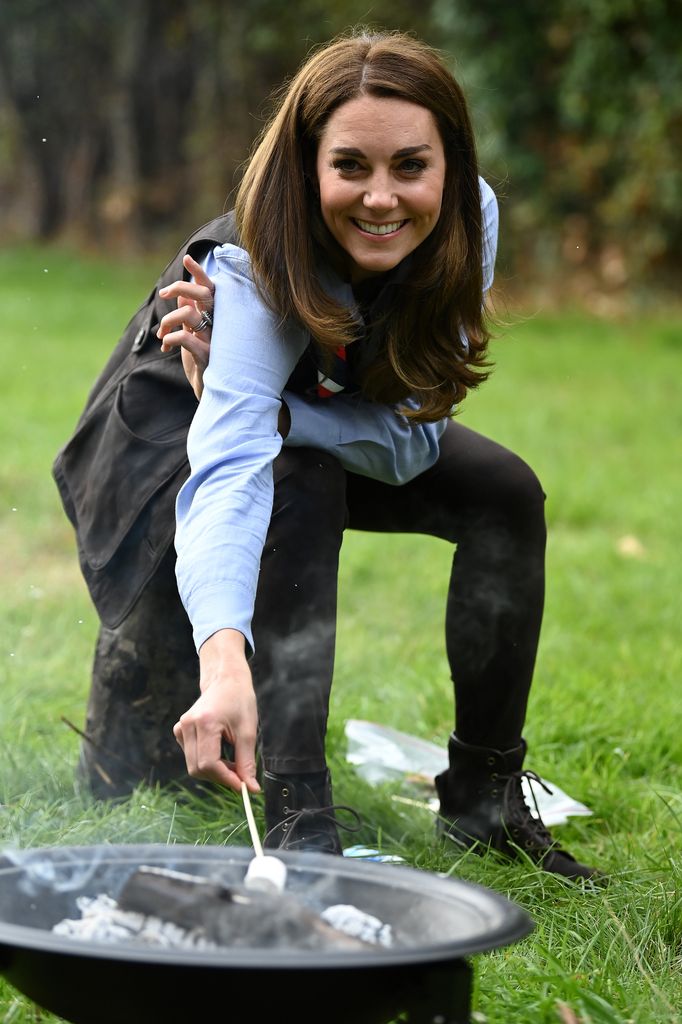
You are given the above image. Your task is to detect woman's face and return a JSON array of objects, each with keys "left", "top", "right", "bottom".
[{"left": 315, "top": 94, "right": 446, "bottom": 283}]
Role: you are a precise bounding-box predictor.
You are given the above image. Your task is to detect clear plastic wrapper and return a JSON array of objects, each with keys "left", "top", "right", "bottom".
[{"left": 344, "top": 719, "right": 592, "bottom": 826}]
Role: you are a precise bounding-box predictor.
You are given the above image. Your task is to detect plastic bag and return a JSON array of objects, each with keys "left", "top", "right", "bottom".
[{"left": 344, "top": 719, "right": 592, "bottom": 826}]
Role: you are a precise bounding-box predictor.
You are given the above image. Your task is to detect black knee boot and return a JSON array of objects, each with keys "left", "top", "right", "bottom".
[
  {"left": 262, "top": 769, "right": 359, "bottom": 855},
  {"left": 435, "top": 734, "right": 600, "bottom": 880}
]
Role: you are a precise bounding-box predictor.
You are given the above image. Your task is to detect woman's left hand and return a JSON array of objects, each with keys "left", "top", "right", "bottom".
[{"left": 157, "top": 253, "right": 215, "bottom": 399}]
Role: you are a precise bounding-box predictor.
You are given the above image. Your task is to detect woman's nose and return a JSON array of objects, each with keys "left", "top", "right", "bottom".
[{"left": 362, "top": 175, "right": 398, "bottom": 211}]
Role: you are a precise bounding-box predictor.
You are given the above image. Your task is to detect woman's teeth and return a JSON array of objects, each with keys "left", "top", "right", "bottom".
[{"left": 354, "top": 219, "right": 405, "bottom": 235}]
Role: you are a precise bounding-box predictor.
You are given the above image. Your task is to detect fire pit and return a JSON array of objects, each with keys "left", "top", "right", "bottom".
[{"left": 0, "top": 844, "right": 533, "bottom": 1024}]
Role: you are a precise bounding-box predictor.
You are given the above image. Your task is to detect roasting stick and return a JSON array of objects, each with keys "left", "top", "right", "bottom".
[
  {"left": 241, "top": 781, "right": 287, "bottom": 893},
  {"left": 242, "top": 781, "right": 264, "bottom": 857}
]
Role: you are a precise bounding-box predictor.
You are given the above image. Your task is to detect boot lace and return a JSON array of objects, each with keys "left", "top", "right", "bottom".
[
  {"left": 264, "top": 804, "right": 362, "bottom": 850},
  {"left": 502, "top": 769, "right": 556, "bottom": 849}
]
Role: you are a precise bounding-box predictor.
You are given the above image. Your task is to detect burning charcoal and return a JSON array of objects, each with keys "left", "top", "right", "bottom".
[
  {"left": 118, "top": 866, "right": 375, "bottom": 952},
  {"left": 52, "top": 894, "right": 218, "bottom": 950},
  {"left": 321, "top": 905, "right": 393, "bottom": 948}
]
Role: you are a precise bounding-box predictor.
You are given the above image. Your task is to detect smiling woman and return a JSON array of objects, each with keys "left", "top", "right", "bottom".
[
  {"left": 315, "top": 95, "right": 446, "bottom": 281},
  {"left": 61, "top": 28, "right": 600, "bottom": 881}
]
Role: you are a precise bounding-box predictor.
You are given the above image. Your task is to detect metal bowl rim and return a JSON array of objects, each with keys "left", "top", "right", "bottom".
[{"left": 0, "top": 843, "right": 534, "bottom": 967}]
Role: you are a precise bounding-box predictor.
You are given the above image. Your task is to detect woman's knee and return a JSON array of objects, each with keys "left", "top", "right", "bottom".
[
  {"left": 494, "top": 450, "right": 546, "bottom": 517},
  {"left": 473, "top": 451, "right": 547, "bottom": 552},
  {"left": 437, "top": 422, "right": 545, "bottom": 519}
]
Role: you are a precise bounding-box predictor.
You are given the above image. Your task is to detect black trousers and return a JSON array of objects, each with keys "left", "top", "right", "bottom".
[{"left": 78, "top": 418, "right": 546, "bottom": 795}]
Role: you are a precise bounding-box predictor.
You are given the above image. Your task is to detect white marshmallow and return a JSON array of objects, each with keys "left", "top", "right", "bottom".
[{"left": 244, "top": 855, "right": 287, "bottom": 894}]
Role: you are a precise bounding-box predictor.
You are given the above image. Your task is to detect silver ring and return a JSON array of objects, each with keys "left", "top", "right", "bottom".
[{"left": 192, "top": 309, "right": 213, "bottom": 333}]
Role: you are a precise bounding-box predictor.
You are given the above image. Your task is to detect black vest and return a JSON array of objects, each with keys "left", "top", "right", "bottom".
[{"left": 53, "top": 213, "right": 241, "bottom": 627}]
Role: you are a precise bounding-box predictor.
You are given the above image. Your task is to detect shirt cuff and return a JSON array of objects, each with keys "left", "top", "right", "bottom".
[{"left": 183, "top": 580, "right": 255, "bottom": 658}]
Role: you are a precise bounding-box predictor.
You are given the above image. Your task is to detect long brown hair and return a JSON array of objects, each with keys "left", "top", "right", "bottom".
[{"left": 235, "top": 29, "right": 492, "bottom": 422}]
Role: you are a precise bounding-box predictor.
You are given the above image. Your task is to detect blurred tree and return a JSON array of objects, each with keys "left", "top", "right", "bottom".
[
  {"left": 0, "top": 0, "right": 203, "bottom": 244},
  {"left": 0, "top": 0, "right": 679, "bottom": 294},
  {"left": 0, "top": 0, "right": 108, "bottom": 237},
  {"left": 0, "top": 0, "right": 434, "bottom": 246},
  {"left": 432, "top": 0, "right": 682, "bottom": 293}
]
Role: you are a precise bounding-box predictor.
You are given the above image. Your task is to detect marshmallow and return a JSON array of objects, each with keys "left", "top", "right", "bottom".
[{"left": 244, "top": 855, "right": 288, "bottom": 894}]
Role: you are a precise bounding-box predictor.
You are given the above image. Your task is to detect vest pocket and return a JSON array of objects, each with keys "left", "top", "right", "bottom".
[{"left": 58, "top": 383, "right": 191, "bottom": 572}]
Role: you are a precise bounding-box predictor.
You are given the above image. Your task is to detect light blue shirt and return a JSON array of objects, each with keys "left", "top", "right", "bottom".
[{"left": 175, "top": 177, "right": 499, "bottom": 654}]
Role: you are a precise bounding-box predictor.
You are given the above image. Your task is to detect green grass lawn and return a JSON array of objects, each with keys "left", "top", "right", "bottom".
[{"left": 0, "top": 244, "right": 680, "bottom": 1023}]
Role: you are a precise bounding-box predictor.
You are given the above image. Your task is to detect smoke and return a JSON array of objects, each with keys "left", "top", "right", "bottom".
[
  {"left": 0, "top": 846, "right": 107, "bottom": 898},
  {"left": 251, "top": 618, "right": 339, "bottom": 768}
]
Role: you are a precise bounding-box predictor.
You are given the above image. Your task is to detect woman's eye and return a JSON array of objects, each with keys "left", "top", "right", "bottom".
[
  {"left": 398, "top": 159, "right": 426, "bottom": 174},
  {"left": 333, "top": 159, "right": 362, "bottom": 173}
]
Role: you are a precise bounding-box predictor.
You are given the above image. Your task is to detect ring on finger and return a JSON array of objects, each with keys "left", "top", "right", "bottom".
[{"left": 192, "top": 309, "right": 213, "bottom": 333}]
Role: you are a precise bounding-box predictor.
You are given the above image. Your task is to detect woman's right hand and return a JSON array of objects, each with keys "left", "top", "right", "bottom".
[
  {"left": 173, "top": 628, "right": 261, "bottom": 793},
  {"left": 157, "top": 253, "right": 215, "bottom": 399},
  {"left": 156, "top": 252, "right": 290, "bottom": 436}
]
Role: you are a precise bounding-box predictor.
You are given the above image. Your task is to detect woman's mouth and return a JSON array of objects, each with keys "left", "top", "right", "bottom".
[{"left": 352, "top": 218, "right": 408, "bottom": 236}]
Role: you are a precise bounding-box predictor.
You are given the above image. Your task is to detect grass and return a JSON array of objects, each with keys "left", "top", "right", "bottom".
[{"left": 0, "top": 243, "right": 681, "bottom": 1023}]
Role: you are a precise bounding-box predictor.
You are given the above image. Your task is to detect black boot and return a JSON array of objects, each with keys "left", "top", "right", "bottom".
[
  {"left": 262, "top": 769, "right": 360, "bottom": 855},
  {"left": 435, "top": 734, "right": 600, "bottom": 881}
]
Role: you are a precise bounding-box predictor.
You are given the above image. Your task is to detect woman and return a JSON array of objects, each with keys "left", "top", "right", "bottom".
[{"left": 151, "top": 30, "right": 597, "bottom": 879}]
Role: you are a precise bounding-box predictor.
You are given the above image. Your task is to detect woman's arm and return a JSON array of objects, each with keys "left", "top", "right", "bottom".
[
  {"left": 172, "top": 245, "right": 308, "bottom": 791},
  {"left": 283, "top": 391, "right": 447, "bottom": 485},
  {"left": 175, "top": 245, "right": 309, "bottom": 655}
]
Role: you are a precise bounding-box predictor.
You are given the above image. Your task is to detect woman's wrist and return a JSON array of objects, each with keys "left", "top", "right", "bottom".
[{"left": 199, "top": 628, "right": 248, "bottom": 690}]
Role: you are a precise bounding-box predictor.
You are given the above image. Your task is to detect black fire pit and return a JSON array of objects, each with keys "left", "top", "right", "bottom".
[{"left": 0, "top": 844, "right": 533, "bottom": 1024}]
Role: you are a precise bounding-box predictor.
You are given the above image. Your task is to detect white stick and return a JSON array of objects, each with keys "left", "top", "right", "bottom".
[
  {"left": 241, "top": 782, "right": 288, "bottom": 893},
  {"left": 241, "top": 781, "right": 263, "bottom": 858}
]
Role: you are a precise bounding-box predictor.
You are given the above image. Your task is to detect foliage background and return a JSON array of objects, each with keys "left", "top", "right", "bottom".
[
  {"left": 1, "top": 0, "right": 680, "bottom": 307},
  {"left": 0, "top": 4, "right": 681, "bottom": 1020}
]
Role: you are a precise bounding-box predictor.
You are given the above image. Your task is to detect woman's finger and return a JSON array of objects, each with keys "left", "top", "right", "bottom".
[
  {"left": 175, "top": 717, "right": 241, "bottom": 790},
  {"left": 157, "top": 303, "right": 196, "bottom": 338},
  {"left": 182, "top": 253, "right": 215, "bottom": 293},
  {"left": 158, "top": 253, "right": 215, "bottom": 308},
  {"left": 158, "top": 280, "right": 214, "bottom": 306},
  {"left": 159, "top": 328, "right": 210, "bottom": 364},
  {"left": 234, "top": 737, "right": 261, "bottom": 793},
  {"left": 178, "top": 294, "right": 213, "bottom": 335},
  {"left": 173, "top": 721, "right": 185, "bottom": 751},
  {"left": 193, "top": 728, "right": 240, "bottom": 788},
  {"left": 218, "top": 763, "right": 250, "bottom": 792},
  {"left": 157, "top": 304, "right": 212, "bottom": 343},
  {"left": 173, "top": 718, "right": 196, "bottom": 773}
]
